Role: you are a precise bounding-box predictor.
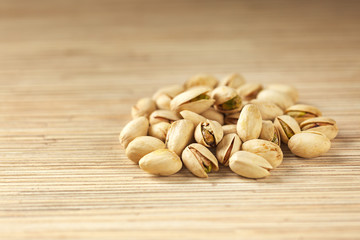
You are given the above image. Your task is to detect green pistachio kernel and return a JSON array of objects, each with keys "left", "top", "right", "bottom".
[
  {"left": 202, "top": 124, "right": 216, "bottom": 147},
  {"left": 203, "top": 163, "right": 212, "bottom": 173},
  {"left": 272, "top": 133, "right": 279, "bottom": 145},
  {"left": 279, "top": 119, "right": 294, "bottom": 139},
  {"left": 190, "top": 94, "right": 210, "bottom": 102},
  {"left": 219, "top": 96, "right": 242, "bottom": 111}
]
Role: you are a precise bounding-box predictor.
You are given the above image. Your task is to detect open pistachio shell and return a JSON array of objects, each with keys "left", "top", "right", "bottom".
[
  {"left": 216, "top": 133, "right": 242, "bottom": 166},
  {"left": 242, "top": 139, "right": 283, "bottom": 168},
  {"left": 148, "top": 122, "right": 170, "bottom": 142},
  {"left": 288, "top": 131, "right": 331, "bottom": 158},
  {"left": 119, "top": 117, "right": 149, "bottom": 148},
  {"left": 131, "top": 97, "right": 157, "bottom": 119},
  {"left": 236, "top": 83, "right": 263, "bottom": 101},
  {"left": 300, "top": 117, "right": 338, "bottom": 140},
  {"left": 194, "top": 119, "right": 224, "bottom": 148},
  {"left": 149, "top": 110, "right": 181, "bottom": 125},
  {"left": 184, "top": 74, "right": 218, "bottom": 89},
  {"left": 274, "top": 115, "right": 301, "bottom": 144},
  {"left": 201, "top": 107, "right": 224, "bottom": 125},
  {"left": 222, "top": 124, "right": 237, "bottom": 135},
  {"left": 285, "top": 104, "right": 322, "bottom": 124},
  {"left": 126, "top": 136, "right": 165, "bottom": 164},
  {"left": 256, "top": 89, "right": 294, "bottom": 111},
  {"left": 180, "top": 110, "right": 207, "bottom": 126},
  {"left": 166, "top": 119, "right": 195, "bottom": 156},
  {"left": 259, "top": 120, "right": 281, "bottom": 146},
  {"left": 211, "top": 86, "right": 242, "bottom": 114},
  {"left": 237, "top": 104, "right": 262, "bottom": 142},
  {"left": 182, "top": 143, "right": 219, "bottom": 178},
  {"left": 170, "top": 86, "right": 215, "bottom": 114},
  {"left": 250, "top": 99, "right": 284, "bottom": 121},
  {"left": 220, "top": 73, "right": 246, "bottom": 89},
  {"left": 267, "top": 84, "right": 299, "bottom": 103},
  {"left": 139, "top": 149, "right": 182, "bottom": 176}
]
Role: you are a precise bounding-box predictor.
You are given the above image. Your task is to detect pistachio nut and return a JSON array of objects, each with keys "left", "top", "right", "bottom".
[
  {"left": 166, "top": 119, "right": 195, "bottom": 156},
  {"left": 211, "top": 86, "right": 242, "bottom": 114},
  {"left": 224, "top": 112, "right": 240, "bottom": 125},
  {"left": 274, "top": 115, "right": 301, "bottom": 144},
  {"left": 184, "top": 74, "right": 218, "bottom": 89},
  {"left": 182, "top": 143, "right": 219, "bottom": 178},
  {"left": 267, "top": 84, "right": 299, "bottom": 103},
  {"left": 126, "top": 136, "right": 165, "bottom": 164},
  {"left": 256, "top": 89, "right": 294, "bottom": 111},
  {"left": 285, "top": 104, "right": 322, "bottom": 124},
  {"left": 300, "top": 117, "right": 338, "bottom": 140},
  {"left": 152, "top": 85, "right": 185, "bottom": 110},
  {"left": 131, "top": 97, "right": 157, "bottom": 119},
  {"left": 139, "top": 149, "right": 182, "bottom": 176},
  {"left": 194, "top": 119, "right": 224, "bottom": 147},
  {"left": 288, "top": 131, "right": 331, "bottom": 158},
  {"left": 259, "top": 120, "right": 281, "bottom": 146},
  {"left": 250, "top": 99, "right": 284, "bottom": 121},
  {"left": 216, "top": 133, "right": 242, "bottom": 166},
  {"left": 242, "top": 139, "right": 283, "bottom": 168},
  {"left": 222, "top": 124, "right": 237, "bottom": 135},
  {"left": 236, "top": 83, "right": 263, "bottom": 101},
  {"left": 148, "top": 122, "right": 170, "bottom": 142},
  {"left": 154, "top": 94, "right": 172, "bottom": 110},
  {"left": 201, "top": 107, "right": 225, "bottom": 125},
  {"left": 229, "top": 151, "right": 273, "bottom": 179},
  {"left": 220, "top": 73, "right": 246, "bottom": 89},
  {"left": 149, "top": 110, "right": 180, "bottom": 125},
  {"left": 180, "top": 110, "right": 207, "bottom": 126},
  {"left": 119, "top": 117, "right": 149, "bottom": 148},
  {"left": 237, "top": 104, "right": 262, "bottom": 142},
  {"left": 170, "top": 86, "right": 215, "bottom": 114}
]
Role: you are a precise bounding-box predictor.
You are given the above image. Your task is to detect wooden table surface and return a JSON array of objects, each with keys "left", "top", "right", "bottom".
[{"left": 1, "top": 0, "right": 360, "bottom": 239}]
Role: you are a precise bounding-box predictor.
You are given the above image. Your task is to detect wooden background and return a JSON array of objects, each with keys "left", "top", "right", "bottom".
[{"left": 1, "top": 0, "right": 360, "bottom": 239}]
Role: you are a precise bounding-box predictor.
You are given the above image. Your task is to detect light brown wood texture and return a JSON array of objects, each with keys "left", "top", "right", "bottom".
[{"left": 1, "top": 0, "right": 360, "bottom": 239}]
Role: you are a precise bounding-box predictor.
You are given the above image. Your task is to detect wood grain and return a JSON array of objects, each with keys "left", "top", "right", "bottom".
[{"left": 1, "top": 0, "right": 360, "bottom": 239}]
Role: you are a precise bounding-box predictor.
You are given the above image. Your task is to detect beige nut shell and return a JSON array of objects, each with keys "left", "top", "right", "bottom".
[
  {"left": 139, "top": 149, "right": 182, "bottom": 176},
  {"left": 220, "top": 73, "right": 246, "bottom": 89},
  {"left": 126, "top": 136, "right": 165, "bottom": 164},
  {"left": 194, "top": 119, "right": 224, "bottom": 147},
  {"left": 237, "top": 104, "right": 262, "bottom": 142},
  {"left": 288, "top": 131, "right": 331, "bottom": 158},
  {"left": 300, "top": 117, "right": 338, "bottom": 140},
  {"left": 250, "top": 99, "right": 284, "bottom": 121},
  {"left": 242, "top": 139, "right": 283, "bottom": 168},
  {"left": 119, "top": 117, "right": 149, "bottom": 148},
  {"left": 216, "top": 133, "right": 242, "bottom": 166},
  {"left": 184, "top": 74, "right": 218, "bottom": 89},
  {"left": 274, "top": 115, "right": 301, "bottom": 144},
  {"left": 256, "top": 89, "right": 294, "bottom": 111},
  {"left": 166, "top": 119, "right": 195, "bottom": 156}
]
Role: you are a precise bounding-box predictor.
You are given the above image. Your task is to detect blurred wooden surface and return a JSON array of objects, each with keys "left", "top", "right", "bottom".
[{"left": 1, "top": 0, "right": 360, "bottom": 239}]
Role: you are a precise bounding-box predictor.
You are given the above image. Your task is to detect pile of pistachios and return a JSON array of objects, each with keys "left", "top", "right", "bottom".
[{"left": 119, "top": 74, "right": 338, "bottom": 179}]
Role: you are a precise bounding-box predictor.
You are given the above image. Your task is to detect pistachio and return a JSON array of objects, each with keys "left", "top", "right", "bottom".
[
  {"left": 139, "top": 149, "right": 182, "bottom": 176},
  {"left": 267, "top": 84, "right": 299, "bottom": 103},
  {"left": 237, "top": 104, "right": 262, "bottom": 142},
  {"left": 126, "top": 136, "right": 165, "bottom": 164},
  {"left": 250, "top": 99, "right": 284, "bottom": 121},
  {"left": 154, "top": 94, "right": 172, "bottom": 110},
  {"left": 148, "top": 122, "right": 170, "bottom": 142},
  {"left": 201, "top": 107, "right": 225, "bottom": 125},
  {"left": 288, "top": 131, "right": 331, "bottom": 158},
  {"left": 166, "top": 119, "right": 195, "bottom": 156},
  {"left": 131, "top": 97, "right": 157, "bottom": 119},
  {"left": 224, "top": 112, "right": 240, "bottom": 125},
  {"left": 152, "top": 85, "right": 185, "bottom": 110},
  {"left": 236, "top": 83, "right": 263, "bottom": 101},
  {"left": 180, "top": 110, "right": 207, "bottom": 126},
  {"left": 274, "top": 115, "right": 301, "bottom": 144},
  {"left": 229, "top": 151, "right": 273, "bottom": 179},
  {"left": 195, "top": 119, "right": 224, "bottom": 147},
  {"left": 259, "top": 120, "right": 281, "bottom": 146},
  {"left": 211, "top": 86, "right": 242, "bottom": 114},
  {"left": 216, "top": 133, "right": 242, "bottom": 166},
  {"left": 170, "top": 86, "right": 215, "bottom": 114},
  {"left": 256, "top": 89, "right": 294, "bottom": 111},
  {"left": 182, "top": 143, "right": 219, "bottom": 178},
  {"left": 220, "top": 73, "right": 246, "bottom": 89},
  {"left": 300, "top": 117, "right": 338, "bottom": 140},
  {"left": 242, "top": 139, "right": 283, "bottom": 168},
  {"left": 222, "top": 124, "right": 237, "bottom": 135},
  {"left": 119, "top": 117, "right": 149, "bottom": 148},
  {"left": 149, "top": 110, "right": 180, "bottom": 125},
  {"left": 184, "top": 74, "right": 218, "bottom": 89},
  {"left": 285, "top": 104, "right": 322, "bottom": 124}
]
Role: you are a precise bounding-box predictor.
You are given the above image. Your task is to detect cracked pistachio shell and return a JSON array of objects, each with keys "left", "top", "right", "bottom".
[
  {"left": 236, "top": 83, "right": 263, "bottom": 101},
  {"left": 250, "top": 99, "right": 284, "bottom": 121},
  {"left": 201, "top": 107, "right": 224, "bottom": 125},
  {"left": 229, "top": 151, "right": 273, "bottom": 179},
  {"left": 220, "top": 73, "right": 246, "bottom": 89},
  {"left": 180, "top": 110, "right": 207, "bottom": 126},
  {"left": 139, "top": 149, "right": 182, "bottom": 176},
  {"left": 274, "top": 115, "right": 301, "bottom": 144},
  {"left": 260, "top": 120, "right": 281, "bottom": 146},
  {"left": 131, "top": 97, "right": 157, "bottom": 119},
  {"left": 119, "top": 117, "right": 149, "bottom": 148},
  {"left": 288, "top": 131, "right": 331, "bottom": 158},
  {"left": 222, "top": 124, "right": 237, "bottom": 135},
  {"left": 242, "top": 139, "right": 283, "bottom": 168},
  {"left": 184, "top": 74, "right": 218, "bottom": 89},
  {"left": 267, "top": 84, "right": 299, "bottom": 103},
  {"left": 256, "top": 89, "right": 294, "bottom": 111},
  {"left": 237, "top": 104, "right": 262, "bottom": 142},
  {"left": 126, "top": 136, "right": 165, "bottom": 164},
  {"left": 224, "top": 112, "right": 240, "bottom": 125},
  {"left": 148, "top": 122, "right": 170, "bottom": 142},
  {"left": 166, "top": 119, "right": 195, "bottom": 156},
  {"left": 195, "top": 120, "right": 224, "bottom": 148},
  {"left": 285, "top": 104, "right": 322, "bottom": 124},
  {"left": 300, "top": 117, "right": 338, "bottom": 140},
  {"left": 182, "top": 143, "right": 219, "bottom": 178},
  {"left": 149, "top": 110, "right": 180, "bottom": 125},
  {"left": 216, "top": 133, "right": 242, "bottom": 166},
  {"left": 170, "top": 86, "right": 215, "bottom": 114},
  {"left": 211, "top": 86, "right": 242, "bottom": 114}
]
